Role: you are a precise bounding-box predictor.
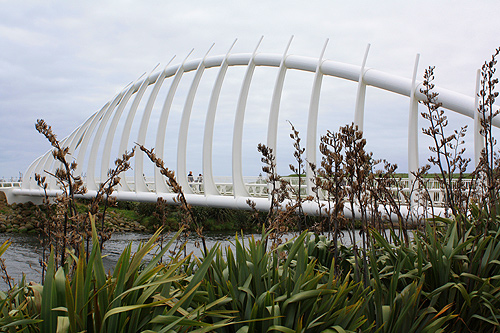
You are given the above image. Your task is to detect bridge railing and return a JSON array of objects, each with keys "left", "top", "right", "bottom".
[
  {"left": 6, "top": 176, "right": 474, "bottom": 213},
  {"left": 0, "top": 182, "right": 22, "bottom": 189},
  {"left": 365, "top": 178, "right": 474, "bottom": 207},
  {"left": 129, "top": 176, "right": 268, "bottom": 197},
  {"left": 110, "top": 176, "right": 472, "bottom": 208}
]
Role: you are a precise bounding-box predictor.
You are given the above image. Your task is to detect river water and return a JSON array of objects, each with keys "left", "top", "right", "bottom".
[
  {"left": 0, "top": 231, "right": 254, "bottom": 288},
  {"left": 0, "top": 229, "right": 367, "bottom": 290}
]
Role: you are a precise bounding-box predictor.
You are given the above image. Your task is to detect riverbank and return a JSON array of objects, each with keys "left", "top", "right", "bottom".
[
  {"left": 0, "top": 201, "right": 147, "bottom": 233},
  {"left": 0, "top": 200, "right": 260, "bottom": 234},
  {"left": 0, "top": 198, "right": 421, "bottom": 234}
]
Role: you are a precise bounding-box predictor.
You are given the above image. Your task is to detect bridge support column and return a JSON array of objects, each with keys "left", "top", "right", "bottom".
[
  {"left": 88, "top": 90, "right": 129, "bottom": 191},
  {"left": 75, "top": 100, "right": 116, "bottom": 188},
  {"left": 267, "top": 36, "right": 293, "bottom": 163}
]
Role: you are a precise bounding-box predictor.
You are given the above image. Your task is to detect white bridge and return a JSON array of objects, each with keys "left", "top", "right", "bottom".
[{"left": 3, "top": 39, "right": 498, "bottom": 218}]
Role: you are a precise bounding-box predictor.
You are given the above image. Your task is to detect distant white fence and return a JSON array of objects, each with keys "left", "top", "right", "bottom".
[{"left": 0, "top": 182, "right": 21, "bottom": 189}]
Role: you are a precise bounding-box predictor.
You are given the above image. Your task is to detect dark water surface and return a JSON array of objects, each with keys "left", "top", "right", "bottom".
[
  {"left": 0, "top": 229, "right": 363, "bottom": 290},
  {"left": 0, "top": 231, "right": 264, "bottom": 289}
]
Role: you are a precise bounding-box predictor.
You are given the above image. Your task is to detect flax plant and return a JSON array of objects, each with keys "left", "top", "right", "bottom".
[
  {"left": 200, "top": 230, "right": 371, "bottom": 332},
  {"left": 137, "top": 144, "right": 208, "bottom": 256},
  {"left": 368, "top": 161, "right": 413, "bottom": 244},
  {"left": 476, "top": 47, "right": 500, "bottom": 220},
  {"left": 35, "top": 119, "right": 87, "bottom": 268},
  {"left": 88, "top": 148, "right": 135, "bottom": 251},
  {"left": 287, "top": 121, "right": 309, "bottom": 230},
  {"left": 34, "top": 173, "right": 56, "bottom": 281},
  {"left": 253, "top": 143, "right": 297, "bottom": 248},
  {"left": 153, "top": 197, "right": 173, "bottom": 263},
  {"left": 0, "top": 241, "right": 13, "bottom": 293},
  {"left": 419, "top": 67, "right": 473, "bottom": 219},
  {"left": 315, "top": 128, "right": 346, "bottom": 270},
  {"left": 35, "top": 119, "right": 136, "bottom": 274},
  {"left": 27, "top": 217, "right": 232, "bottom": 332},
  {"left": 0, "top": 219, "right": 461, "bottom": 332},
  {"left": 339, "top": 123, "right": 375, "bottom": 284}
]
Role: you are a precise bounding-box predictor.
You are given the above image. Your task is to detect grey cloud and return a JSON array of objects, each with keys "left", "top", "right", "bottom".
[{"left": 1, "top": 0, "right": 499, "bottom": 178}]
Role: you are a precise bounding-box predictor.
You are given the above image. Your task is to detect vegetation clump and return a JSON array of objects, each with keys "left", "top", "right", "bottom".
[{"left": 0, "top": 213, "right": 498, "bottom": 331}]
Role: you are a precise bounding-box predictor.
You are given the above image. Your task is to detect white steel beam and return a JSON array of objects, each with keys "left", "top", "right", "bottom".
[
  {"left": 354, "top": 44, "right": 370, "bottom": 131},
  {"left": 100, "top": 84, "right": 136, "bottom": 187},
  {"left": 87, "top": 89, "right": 127, "bottom": 191},
  {"left": 135, "top": 58, "right": 175, "bottom": 193},
  {"left": 21, "top": 155, "right": 43, "bottom": 190},
  {"left": 267, "top": 36, "right": 293, "bottom": 161},
  {"left": 75, "top": 99, "right": 117, "bottom": 182},
  {"left": 177, "top": 45, "right": 214, "bottom": 195},
  {"left": 232, "top": 36, "right": 263, "bottom": 198},
  {"left": 154, "top": 50, "right": 193, "bottom": 194},
  {"left": 203, "top": 40, "right": 237, "bottom": 196},
  {"left": 305, "top": 39, "right": 328, "bottom": 195},
  {"left": 117, "top": 70, "right": 155, "bottom": 191},
  {"left": 408, "top": 53, "right": 420, "bottom": 209}
]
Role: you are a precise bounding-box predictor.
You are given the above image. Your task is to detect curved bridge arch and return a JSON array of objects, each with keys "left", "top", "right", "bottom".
[{"left": 9, "top": 41, "right": 498, "bottom": 217}]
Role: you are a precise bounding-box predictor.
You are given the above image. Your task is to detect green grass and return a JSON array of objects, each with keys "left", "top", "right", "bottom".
[{"left": 107, "top": 206, "right": 141, "bottom": 221}]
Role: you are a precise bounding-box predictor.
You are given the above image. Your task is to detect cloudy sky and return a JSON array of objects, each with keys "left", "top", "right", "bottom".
[{"left": 1, "top": 0, "right": 499, "bottom": 181}]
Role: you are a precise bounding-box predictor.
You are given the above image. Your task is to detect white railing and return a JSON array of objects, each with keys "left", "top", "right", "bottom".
[
  {"left": 13, "top": 175, "right": 471, "bottom": 208},
  {"left": 115, "top": 176, "right": 472, "bottom": 208},
  {"left": 0, "top": 182, "right": 21, "bottom": 189}
]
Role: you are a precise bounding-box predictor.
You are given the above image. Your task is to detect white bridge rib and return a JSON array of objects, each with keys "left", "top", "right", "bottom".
[
  {"left": 178, "top": 45, "right": 214, "bottom": 195},
  {"left": 233, "top": 37, "right": 263, "bottom": 198},
  {"left": 135, "top": 59, "right": 174, "bottom": 193},
  {"left": 203, "top": 40, "right": 237, "bottom": 196},
  {"left": 305, "top": 39, "right": 328, "bottom": 195}
]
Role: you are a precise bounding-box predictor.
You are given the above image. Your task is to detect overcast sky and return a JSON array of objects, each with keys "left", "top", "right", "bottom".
[{"left": 1, "top": 0, "right": 500, "bottom": 180}]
